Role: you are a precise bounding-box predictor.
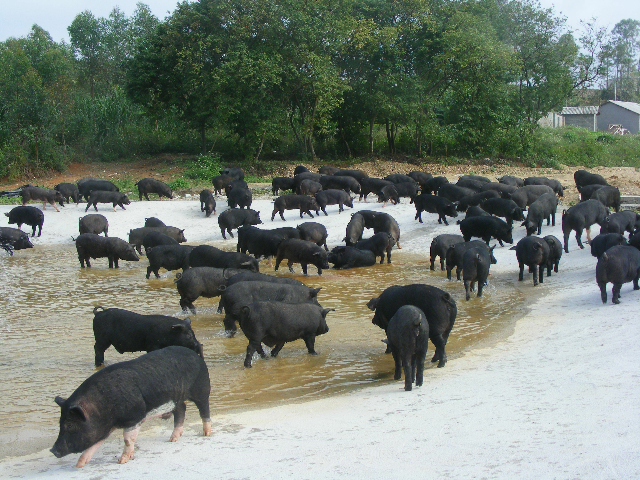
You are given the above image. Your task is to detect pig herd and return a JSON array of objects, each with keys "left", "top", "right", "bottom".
[{"left": 3, "top": 165, "right": 639, "bottom": 468}]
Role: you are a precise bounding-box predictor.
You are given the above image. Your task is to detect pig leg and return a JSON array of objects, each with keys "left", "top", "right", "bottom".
[
  {"left": 118, "top": 425, "right": 140, "bottom": 464},
  {"left": 391, "top": 348, "right": 402, "bottom": 380},
  {"left": 402, "top": 353, "right": 413, "bottom": 391},
  {"left": 169, "top": 402, "right": 186, "bottom": 442},
  {"left": 464, "top": 280, "right": 471, "bottom": 301},
  {"left": 270, "top": 342, "right": 285, "bottom": 357},
  {"left": 75, "top": 439, "right": 106, "bottom": 468},
  {"left": 94, "top": 342, "right": 110, "bottom": 366},
  {"left": 518, "top": 263, "right": 525, "bottom": 281},
  {"left": 612, "top": 284, "right": 622, "bottom": 304},
  {"left": 477, "top": 281, "right": 484, "bottom": 297},
  {"left": 586, "top": 226, "right": 592, "bottom": 242},
  {"left": 576, "top": 228, "right": 585, "bottom": 249},
  {"left": 53, "top": 202, "right": 60, "bottom": 212},
  {"left": 303, "top": 334, "right": 317, "bottom": 354},
  {"left": 415, "top": 350, "right": 426, "bottom": 387},
  {"left": 287, "top": 260, "right": 295, "bottom": 273},
  {"left": 532, "top": 265, "right": 539, "bottom": 286},
  {"left": 279, "top": 210, "right": 286, "bottom": 221},
  {"left": 538, "top": 264, "right": 544, "bottom": 284},
  {"left": 431, "top": 335, "right": 447, "bottom": 367},
  {"left": 42, "top": 201, "right": 48, "bottom": 210},
  {"left": 599, "top": 282, "right": 608, "bottom": 303},
  {"left": 301, "top": 262, "right": 308, "bottom": 275},
  {"left": 244, "top": 341, "right": 259, "bottom": 367}
]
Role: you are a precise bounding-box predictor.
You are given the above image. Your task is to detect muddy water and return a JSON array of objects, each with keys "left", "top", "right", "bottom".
[{"left": 0, "top": 244, "right": 524, "bottom": 457}]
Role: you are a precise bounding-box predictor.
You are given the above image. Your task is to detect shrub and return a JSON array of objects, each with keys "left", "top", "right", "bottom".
[{"left": 184, "top": 154, "right": 223, "bottom": 180}]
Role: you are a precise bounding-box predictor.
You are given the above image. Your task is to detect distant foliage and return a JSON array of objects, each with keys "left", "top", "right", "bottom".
[{"left": 183, "top": 155, "right": 223, "bottom": 180}]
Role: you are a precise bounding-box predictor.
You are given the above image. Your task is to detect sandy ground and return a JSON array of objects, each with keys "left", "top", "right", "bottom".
[{"left": 1, "top": 188, "right": 640, "bottom": 479}]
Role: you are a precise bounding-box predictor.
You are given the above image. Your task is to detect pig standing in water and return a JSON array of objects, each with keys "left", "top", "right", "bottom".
[{"left": 51, "top": 346, "right": 211, "bottom": 468}]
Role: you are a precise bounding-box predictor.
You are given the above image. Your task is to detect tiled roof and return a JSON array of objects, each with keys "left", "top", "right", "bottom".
[{"left": 561, "top": 106, "right": 599, "bottom": 115}]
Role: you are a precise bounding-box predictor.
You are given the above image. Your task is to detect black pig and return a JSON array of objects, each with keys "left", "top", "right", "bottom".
[
  {"left": 596, "top": 245, "right": 640, "bottom": 304},
  {"left": 147, "top": 244, "right": 194, "bottom": 279},
  {"left": 55, "top": 182, "right": 80, "bottom": 204},
  {"left": 272, "top": 195, "right": 320, "bottom": 221},
  {"left": 200, "top": 189, "right": 216, "bottom": 217},
  {"left": 355, "top": 232, "right": 396, "bottom": 264},
  {"left": 367, "top": 284, "right": 457, "bottom": 368},
  {"left": 328, "top": 246, "right": 376, "bottom": 269},
  {"left": 590, "top": 233, "right": 627, "bottom": 259},
  {"left": 297, "top": 222, "right": 328, "bottom": 251},
  {"left": 0, "top": 226, "right": 33, "bottom": 251},
  {"left": 562, "top": 199, "right": 609, "bottom": 252},
  {"left": 50, "top": 346, "right": 211, "bottom": 467},
  {"left": 135, "top": 178, "right": 173, "bottom": 200},
  {"left": 386, "top": 305, "right": 429, "bottom": 391},
  {"left": 315, "top": 189, "right": 353, "bottom": 215},
  {"left": 414, "top": 194, "right": 458, "bottom": 225},
  {"left": 189, "top": 245, "right": 259, "bottom": 272},
  {"left": 459, "top": 216, "right": 513, "bottom": 247},
  {"left": 239, "top": 301, "right": 331, "bottom": 367},
  {"left": 92, "top": 306, "right": 203, "bottom": 366},
  {"left": 275, "top": 238, "right": 329, "bottom": 275},
  {"left": 85, "top": 191, "right": 130, "bottom": 212},
  {"left": 75, "top": 234, "right": 139, "bottom": 268},
  {"left": 218, "top": 208, "right": 262, "bottom": 239},
  {"left": 514, "top": 236, "right": 550, "bottom": 286},
  {"left": 79, "top": 214, "right": 108, "bottom": 236},
  {"left": 430, "top": 234, "right": 464, "bottom": 271},
  {"left": 21, "top": 186, "right": 65, "bottom": 211},
  {"left": 5, "top": 206, "right": 44, "bottom": 237}
]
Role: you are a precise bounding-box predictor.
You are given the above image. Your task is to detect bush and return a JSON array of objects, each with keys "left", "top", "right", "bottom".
[
  {"left": 169, "top": 177, "right": 190, "bottom": 190},
  {"left": 184, "top": 154, "right": 223, "bottom": 180}
]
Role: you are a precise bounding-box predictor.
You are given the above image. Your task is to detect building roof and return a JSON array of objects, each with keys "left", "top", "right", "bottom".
[
  {"left": 561, "top": 106, "right": 599, "bottom": 115},
  {"left": 601, "top": 101, "right": 640, "bottom": 115}
]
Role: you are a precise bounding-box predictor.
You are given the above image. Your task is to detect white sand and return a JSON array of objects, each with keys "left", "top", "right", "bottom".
[{"left": 2, "top": 193, "right": 639, "bottom": 479}]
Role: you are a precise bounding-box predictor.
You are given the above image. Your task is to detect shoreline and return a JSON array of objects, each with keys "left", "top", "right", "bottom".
[{"left": 2, "top": 198, "right": 639, "bottom": 478}]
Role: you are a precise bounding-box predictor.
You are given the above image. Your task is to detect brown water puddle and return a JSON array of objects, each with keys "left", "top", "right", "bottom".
[{"left": 0, "top": 244, "right": 524, "bottom": 457}]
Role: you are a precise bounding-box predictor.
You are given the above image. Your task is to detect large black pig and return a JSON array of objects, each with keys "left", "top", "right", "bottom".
[
  {"left": 5, "top": 205, "right": 44, "bottom": 237},
  {"left": 54, "top": 182, "right": 80, "bottom": 204},
  {"left": 77, "top": 178, "right": 119, "bottom": 202},
  {"left": 358, "top": 210, "right": 401, "bottom": 248},
  {"left": 596, "top": 245, "right": 640, "bottom": 304},
  {"left": 543, "top": 235, "right": 563, "bottom": 275},
  {"left": 189, "top": 244, "right": 259, "bottom": 272},
  {"left": 144, "top": 217, "right": 166, "bottom": 227},
  {"left": 175, "top": 266, "right": 243, "bottom": 313},
  {"left": 218, "top": 208, "right": 262, "bottom": 239},
  {"left": 79, "top": 214, "right": 108, "bottom": 236},
  {"left": 523, "top": 176, "right": 565, "bottom": 196},
  {"left": 328, "top": 245, "right": 376, "bottom": 269},
  {"left": 315, "top": 189, "right": 353, "bottom": 215},
  {"left": 20, "top": 186, "right": 65, "bottom": 211},
  {"left": 462, "top": 246, "right": 492, "bottom": 300},
  {"left": 200, "top": 189, "right": 216, "bottom": 217},
  {"left": 237, "top": 226, "right": 294, "bottom": 260},
  {"left": 220, "top": 167, "right": 244, "bottom": 180},
  {"left": 599, "top": 211, "right": 640, "bottom": 237},
  {"left": 129, "top": 226, "right": 186, "bottom": 254},
  {"left": 50, "top": 346, "right": 211, "bottom": 467},
  {"left": 225, "top": 270, "right": 306, "bottom": 287},
  {"left": 355, "top": 232, "right": 396, "bottom": 264},
  {"left": 92, "top": 306, "right": 203, "bottom": 366},
  {"left": 146, "top": 244, "right": 194, "bottom": 279},
  {"left": 319, "top": 175, "right": 360, "bottom": 195},
  {"left": 521, "top": 192, "right": 558, "bottom": 236},
  {"left": 75, "top": 234, "right": 139, "bottom": 268},
  {"left": 459, "top": 216, "right": 513, "bottom": 246},
  {"left": 271, "top": 194, "right": 320, "bottom": 221},
  {"left": 509, "top": 185, "right": 555, "bottom": 209},
  {"left": 590, "top": 233, "right": 627, "bottom": 259},
  {"left": 220, "top": 281, "right": 321, "bottom": 334},
  {"left": 480, "top": 197, "right": 525, "bottom": 227},
  {"left": 0, "top": 226, "right": 33, "bottom": 251},
  {"left": 344, "top": 212, "right": 365, "bottom": 245},
  {"left": 227, "top": 187, "right": 253, "bottom": 209},
  {"left": 574, "top": 169, "right": 608, "bottom": 189},
  {"left": 271, "top": 176, "right": 295, "bottom": 195},
  {"left": 445, "top": 240, "right": 496, "bottom": 281},
  {"left": 135, "top": 178, "right": 173, "bottom": 200},
  {"left": 430, "top": 234, "right": 464, "bottom": 271},
  {"left": 297, "top": 222, "right": 328, "bottom": 251},
  {"left": 413, "top": 194, "right": 458, "bottom": 225},
  {"left": 385, "top": 305, "right": 429, "bottom": 391},
  {"left": 359, "top": 178, "right": 393, "bottom": 201},
  {"left": 239, "top": 301, "right": 331, "bottom": 367},
  {"left": 212, "top": 174, "right": 233, "bottom": 195},
  {"left": 367, "top": 284, "right": 457, "bottom": 367},
  {"left": 85, "top": 191, "right": 130, "bottom": 212},
  {"left": 561, "top": 199, "right": 609, "bottom": 252},
  {"left": 142, "top": 231, "right": 179, "bottom": 255},
  {"left": 275, "top": 238, "right": 329, "bottom": 275},
  {"left": 514, "top": 236, "right": 550, "bottom": 286},
  {"left": 591, "top": 185, "right": 621, "bottom": 213}
]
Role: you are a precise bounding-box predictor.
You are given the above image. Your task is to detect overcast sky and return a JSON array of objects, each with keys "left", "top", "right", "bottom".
[{"left": 1, "top": 0, "right": 639, "bottom": 44}]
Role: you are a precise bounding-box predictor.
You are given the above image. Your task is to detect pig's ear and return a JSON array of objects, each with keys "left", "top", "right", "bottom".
[
  {"left": 3, "top": 213, "right": 8, "bottom": 217},
  {"left": 68, "top": 405, "right": 87, "bottom": 422},
  {"left": 54, "top": 396, "right": 66, "bottom": 407},
  {"left": 182, "top": 317, "right": 192, "bottom": 326},
  {"left": 172, "top": 324, "right": 186, "bottom": 331}
]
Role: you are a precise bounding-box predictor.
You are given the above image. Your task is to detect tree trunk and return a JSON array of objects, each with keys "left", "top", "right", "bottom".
[
  {"left": 254, "top": 129, "right": 267, "bottom": 163},
  {"left": 368, "top": 113, "right": 376, "bottom": 155}
]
